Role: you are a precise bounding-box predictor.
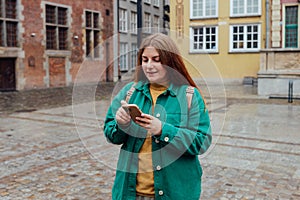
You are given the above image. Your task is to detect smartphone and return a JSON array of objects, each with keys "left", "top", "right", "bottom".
[{"left": 122, "top": 104, "right": 142, "bottom": 123}]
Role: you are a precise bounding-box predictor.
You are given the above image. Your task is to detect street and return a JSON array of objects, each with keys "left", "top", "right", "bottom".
[{"left": 0, "top": 83, "right": 299, "bottom": 199}]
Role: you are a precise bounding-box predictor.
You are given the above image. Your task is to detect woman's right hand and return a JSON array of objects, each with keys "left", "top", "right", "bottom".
[{"left": 115, "top": 100, "right": 131, "bottom": 125}]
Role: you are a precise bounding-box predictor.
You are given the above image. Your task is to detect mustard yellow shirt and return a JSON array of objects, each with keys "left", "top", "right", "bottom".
[{"left": 136, "top": 84, "right": 167, "bottom": 197}]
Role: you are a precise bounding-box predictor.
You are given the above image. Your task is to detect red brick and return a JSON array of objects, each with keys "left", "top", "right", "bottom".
[{"left": 16, "top": 0, "right": 113, "bottom": 90}]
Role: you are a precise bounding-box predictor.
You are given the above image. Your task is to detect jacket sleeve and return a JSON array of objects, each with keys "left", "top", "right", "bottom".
[
  {"left": 103, "top": 83, "right": 133, "bottom": 145},
  {"left": 160, "top": 88, "right": 212, "bottom": 155}
]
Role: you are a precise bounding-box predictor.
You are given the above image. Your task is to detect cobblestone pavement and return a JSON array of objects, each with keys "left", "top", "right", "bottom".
[{"left": 0, "top": 82, "right": 300, "bottom": 199}]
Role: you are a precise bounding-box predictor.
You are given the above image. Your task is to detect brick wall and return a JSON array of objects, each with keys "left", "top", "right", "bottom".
[{"left": 20, "top": 0, "right": 113, "bottom": 90}]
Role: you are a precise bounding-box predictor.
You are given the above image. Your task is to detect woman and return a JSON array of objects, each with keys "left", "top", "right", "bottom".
[{"left": 104, "top": 33, "right": 211, "bottom": 200}]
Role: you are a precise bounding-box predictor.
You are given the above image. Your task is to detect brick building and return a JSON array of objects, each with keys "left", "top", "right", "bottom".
[{"left": 0, "top": 0, "right": 113, "bottom": 91}]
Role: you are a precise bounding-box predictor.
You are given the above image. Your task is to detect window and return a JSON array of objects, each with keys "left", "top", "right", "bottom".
[
  {"left": 144, "top": 13, "right": 151, "bottom": 33},
  {"left": 119, "top": 8, "right": 127, "bottom": 33},
  {"left": 190, "top": 26, "right": 218, "bottom": 53},
  {"left": 46, "top": 4, "right": 69, "bottom": 50},
  {"left": 191, "top": 0, "right": 218, "bottom": 19},
  {"left": 230, "top": 24, "right": 260, "bottom": 52},
  {"left": 153, "top": 0, "right": 160, "bottom": 7},
  {"left": 85, "top": 10, "right": 101, "bottom": 58},
  {"left": 285, "top": 6, "right": 298, "bottom": 48},
  {"left": 153, "top": 15, "right": 160, "bottom": 33},
  {"left": 130, "top": 11, "right": 137, "bottom": 34},
  {"left": 131, "top": 43, "right": 138, "bottom": 69},
  {"left": 0, "top": 0, "right": 18, "bottom": 47},
  {"left": 231, "top": 0, "right": 261, "bottom": 17},
  {"left": 120, "top": 43, "right": 128, "bottom": 71},
  {"left": 144, "top": 0, "right": 151, "bottom": 4}
]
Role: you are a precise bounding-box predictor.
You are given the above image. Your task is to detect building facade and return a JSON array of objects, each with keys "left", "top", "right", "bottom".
[
  {"left": 0, "top": 0, "right": 113, "bottom": 91},
  {"left": 258, "top": 0, "right": 300, "bottom": 97},
  {"left": 169, "top": 0, "right": 266, "bottom": 82},
  {"left": 117, "top": 0, "right": 167, "bottom": 77}
]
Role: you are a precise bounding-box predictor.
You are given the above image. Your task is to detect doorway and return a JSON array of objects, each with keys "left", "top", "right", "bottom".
[{"left": 0, "top": 58, "right": 16, "bottom": 91}]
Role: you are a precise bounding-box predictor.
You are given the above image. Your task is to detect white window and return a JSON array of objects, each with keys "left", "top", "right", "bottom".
[
  {"left": 153, "top": 15, "right": 160, "bottom": 33},
  {"left": 153, "top": 0, "right": 160, "bottom": 7},
  {"left": 130, "top": 11, "right": 137, "bottom": 34},
  {"left": 144, "top": 13, "right": 151, "bottom": 33},
  {"left": 144, "top": 0, "right": 151, "bottom": 4},
  {"left": 119, "top": 8, "right": 127, "bottom": 32},
  {"left": 230, "top": 24, "right": 261, "bottom": 52},
  {"left": 120, "top": 43, "right": 129, "bottom": 71},
  {"left": 131, "top": 43, "right": 138, "bottom": 69},
  {"left": 231, "top": 0, "right": 261, "bottom": 17},
  {"left": 191, "top": 0, "right": 218, "bottom": 19},
  {"left": 190, "top": 26, "right": 218, "bottom": 53}
]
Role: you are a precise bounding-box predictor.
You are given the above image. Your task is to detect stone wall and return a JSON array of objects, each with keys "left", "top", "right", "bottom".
[{"left": 258, "top": 49, "right": 300, "bottom": 97}]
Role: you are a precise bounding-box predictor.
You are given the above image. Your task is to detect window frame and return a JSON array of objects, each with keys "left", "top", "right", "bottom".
[
  {"left": 282, "top": 4, "right": 299, "bottom": 48},
  {"left": 144, "top": 12, "right": 151, "bottom": 33},
  {"left": 189, "top": 26, "right": 218, "bottom": 53},
  {"left": 119, "top": 8, "right": 128, "bottom": 33},
  {"left": 0, "top": 0, "right": 19, "bottom": 47},
  {"left": 85, "top": 10, "right": 101, "bottom": 59},
  {"left": 130, "top": 43, "right": 138, "bottom": 70},
  {"left": 144, "top": 0, "right": 151, "bottom": 5},
  {"left": 153, "top": 15, "right": 160, "bottom": 33},
  {"left": 153, "top": 0, "right": 160, "bottom": 7},
  {"left": 230, "top": 0, "right": 261, "bottom": 17},
  {"left": 190, "top": 0, "right": 218, "bottom": 19},
  {"left": 120, "top": 42, "right": 129, "bottom": 71},
  {"left": 45, "top": 4, "right": 70, "bottom": 50},
  {"left": 130, "top": 11, "right": 137, "bottom": 34},
  {"left": 229, "top": 23, "right": 261, "bottom": 53}
]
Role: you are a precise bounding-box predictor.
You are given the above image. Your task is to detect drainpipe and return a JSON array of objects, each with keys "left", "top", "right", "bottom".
[
  {"left": 113, "top": 0, "right": 119, "bottom": 82},
  {"left": 266, "top": 0, "right": 270, "bottom": 49},
  {"left": 137, "top": 0, "right": 143, "bottom": 47}
]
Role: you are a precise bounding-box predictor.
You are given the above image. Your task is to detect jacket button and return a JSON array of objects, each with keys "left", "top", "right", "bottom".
[
  {"left": 164, "top": 137, "right": 169, "bottom": 142},
  {"left": 155, "top": 138, "right": 160, "bottom": 143},
  {"left": 156, "top": 113, "right": 160, "bottom": 118},
  {"left": 156, "top": 165, "right": 161, "bottom": 171},
  {"left": 158, "top": 190, "right": 164, "bottom": 195}
]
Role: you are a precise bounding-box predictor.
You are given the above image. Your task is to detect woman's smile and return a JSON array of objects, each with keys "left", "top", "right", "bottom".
[{"left": 145, "top": 71, "right": 158, "bottom": 75}]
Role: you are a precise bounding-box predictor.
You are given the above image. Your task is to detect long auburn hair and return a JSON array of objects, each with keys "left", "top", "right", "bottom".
[{"left": 134, "top": 33, "right": 198, "bottom": 89}]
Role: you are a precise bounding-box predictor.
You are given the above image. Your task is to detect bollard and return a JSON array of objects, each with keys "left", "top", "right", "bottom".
[{"left": 288, "top": 80, "right": 293, "bottom": 103}]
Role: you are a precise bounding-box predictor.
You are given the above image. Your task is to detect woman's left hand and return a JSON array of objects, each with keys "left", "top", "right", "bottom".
[{"left": 135, "top": 113, "right": 162, "bottom": 136}]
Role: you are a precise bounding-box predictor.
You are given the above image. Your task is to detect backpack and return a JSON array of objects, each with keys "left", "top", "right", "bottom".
[{"left": 125, "top": 83, "right": 194, "bottom": 110}]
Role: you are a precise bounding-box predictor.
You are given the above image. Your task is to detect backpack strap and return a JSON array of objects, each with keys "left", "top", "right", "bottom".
[
  {"left": 125, "top": 83, "right": 137, "bottom": 103},
  {"left": 186, "top": 86, "right": 194, "bottom": 110}
]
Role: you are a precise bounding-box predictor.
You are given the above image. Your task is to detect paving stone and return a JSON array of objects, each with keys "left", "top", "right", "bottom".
[{"left": 1, "top": 83, "right": 300, "bottom": 199}]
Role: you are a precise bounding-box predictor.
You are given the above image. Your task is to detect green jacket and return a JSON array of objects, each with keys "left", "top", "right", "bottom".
[{"left": 104, "top": 81, "right": 212, "bottom": 200}]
